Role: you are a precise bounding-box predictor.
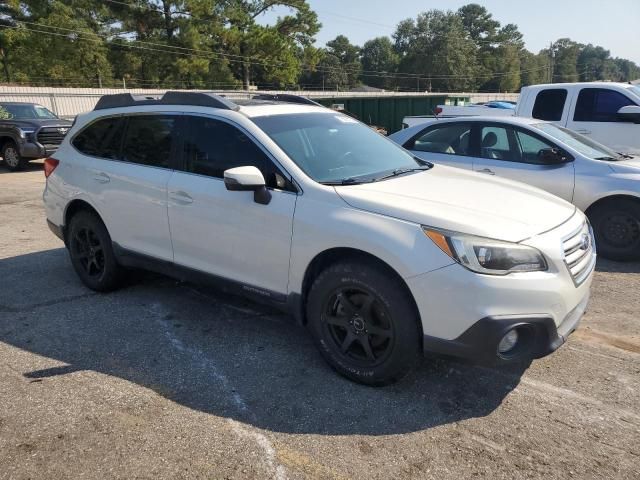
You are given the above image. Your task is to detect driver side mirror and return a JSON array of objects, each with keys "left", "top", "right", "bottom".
[
  {"left": 223, "top": 166, "right": 272, "bottom": 205},
  {"left": 537, "top": 147, "right": 567, "bottom": 165},
  {"left": 617, "top": 105, "right": 640, "bottom": 124}
]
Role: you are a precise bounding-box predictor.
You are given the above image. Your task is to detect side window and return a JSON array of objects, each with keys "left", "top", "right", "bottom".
[
  {"left": 408, "top": 123, "right": 472, "bottom": 156},
  {"left": 514, "top": 130, "right": 556, "bottom": 164},
  {"left": 480, "top": 126, "right": 513, "bottom": 160},
  {"left": 532, "top": 89, "right": 567, "bottom": 121},
  {"left": 72, "top": 117, "right": 126, "bottom": 159},
  {"left": 121, "top": 115, "right": 176, "bottom": 168},
  {"left": 574, "top": 88, "right": 636, "bottom": 122},
  {"left": 182, "top": 116, "right": 290, "bottom": 190}
]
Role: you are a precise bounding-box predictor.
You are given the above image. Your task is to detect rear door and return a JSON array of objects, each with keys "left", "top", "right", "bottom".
[
  {"left": 473, "top": 122, "right": 575, "bottom": 202},
  {"left": 565, "top": 87, "right": 640, "bottom": 154},
  {"left": 71, "top": 114, "right": 176, "bottom": 261},
  {"left": 167, "top": 114, "right": 297, "bottom": 295},
  {"left": 402, "top": 121, "right": 475, "bottom": 170}
]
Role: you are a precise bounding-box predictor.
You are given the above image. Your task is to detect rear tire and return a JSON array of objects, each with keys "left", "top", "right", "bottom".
[
  {"left": 306, "top": 260, "right": 422, "bottom": 386},
  {"left": 2, "top": 141, "right": 26, "bottom": 171},
  {"left": 67, "top": 211, "right": 123, "bottom": 291},
  {"left": 589, "top": 199, "right": 640, "bottom": 261}
]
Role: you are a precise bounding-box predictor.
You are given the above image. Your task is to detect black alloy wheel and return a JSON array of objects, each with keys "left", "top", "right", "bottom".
[
  {"left": 70, "top": 226, "right": 106, "bottom": 278},
  {"left": 322, "top": 287, "right": 395, "bottom": 367},
  {"left": 590, "top": 199, "right": 640, "bottom": 261}
]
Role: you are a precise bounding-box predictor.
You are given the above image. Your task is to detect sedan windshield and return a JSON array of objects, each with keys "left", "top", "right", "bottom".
[
  {"left": 252, "top": 112, "right": 427, "bottom": 184},
  {"left": 0, "top": 104, "right": 58, "bottom": 120},
  {"left": 533, "top": 122, "right": 625, "bottom": 160}
]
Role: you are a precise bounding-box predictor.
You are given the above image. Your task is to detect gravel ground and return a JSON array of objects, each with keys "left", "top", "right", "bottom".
[{"left": 1, "top": 163, "right": 639, "bottom": 479}]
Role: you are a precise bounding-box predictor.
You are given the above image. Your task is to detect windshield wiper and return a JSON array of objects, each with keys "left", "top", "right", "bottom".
[
  {"left": 319, "top": 177, "right": 366, "bottom": 186},
  {"left": 372, "top": 166, "right": 431, "bottom": 182},
  {"left": 594, "top": 156, "right": 620, "bottom": 162},
  {"left": 616, "top": 152, "right": 634, "bottom": 159}
]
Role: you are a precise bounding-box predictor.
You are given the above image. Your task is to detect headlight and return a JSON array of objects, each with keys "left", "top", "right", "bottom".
[
  {"left": 423, "top": 227, "right": 547, "bottom": 275},
  {"left": 18, "top": 128, "right": 36, "bottom": 140}
]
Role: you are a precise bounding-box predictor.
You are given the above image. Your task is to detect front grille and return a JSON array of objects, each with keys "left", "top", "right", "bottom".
[
  {"left": 562, "top": 221, "right": 596, "bottom": 286},
  {"left": 37, "top": 126, "right": 69, "bottom": 147}
]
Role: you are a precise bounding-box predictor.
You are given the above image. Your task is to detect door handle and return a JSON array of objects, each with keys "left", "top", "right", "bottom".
[
  {"left": 92, "top": 172, "right": 110, "bottom": 184},
  {"left": 479, "top": 168, "right": 495, "bottom": 175},
  {"left": 169, "top": 191, "right": 193, "bottom": 205},
  {"left": 575, "top": 129, "right": 591, "bottom": 135}
]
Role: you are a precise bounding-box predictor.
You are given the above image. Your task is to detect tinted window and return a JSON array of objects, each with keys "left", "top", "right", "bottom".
[
  {"left": 480, "top": 126, "right": 512, "bottom": 160},
  {"left": 514, "top": 130, "right": 556, "bottom": 164},
  {"left": 121, "top": 115, "right": 175, "bottom": 168},
  {"left": 574, "top": 88, "right": 636, "bottom": 122},
  {"left": 532, "top": 89, "right": 567, "bottom": 121},
  {"left": 182, "top": 116, "right": 288, "bottom": 189},
  {"left": 73, "top": 117, "right": 126, "bottom": 159},
  {"left": 409, "top": 123, "right": 471, "bottom": 156}
]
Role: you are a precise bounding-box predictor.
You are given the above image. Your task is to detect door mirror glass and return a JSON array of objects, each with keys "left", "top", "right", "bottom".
[
  {"left": 537, "top": 147, "right": 566, "bottom": 164},
  {"left": 617, "top": 105, "right": 640, "bottom": 124},
  {"left": 224, "top": 166, "right": 271, "bottom": 205}
]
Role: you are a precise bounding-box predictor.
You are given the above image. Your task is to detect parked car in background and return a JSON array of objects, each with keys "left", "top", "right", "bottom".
[
  {"left": 43, "top": 91, "right": 594, "bottom": 385},
  {"left": 0, "top": 102, "right": 72, "bottom": 171},
  {"left": 403, "top": 83, "right": 640, "bottom": 155},
  {"left": 390, "top": 116, "right": 640, "bottom": 260}
]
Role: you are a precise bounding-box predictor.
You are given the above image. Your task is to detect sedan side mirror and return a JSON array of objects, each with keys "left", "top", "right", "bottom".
[
  {"left": 223, "top": 166, "right": 272, "bottom": 205},
  {"left": 617, "top": 105, "right": 640, "bottom": 124},
  {"left": 537, "top": 147, "right": 567, "bottom": 165}
]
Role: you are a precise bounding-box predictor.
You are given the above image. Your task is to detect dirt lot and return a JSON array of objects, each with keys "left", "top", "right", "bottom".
[{"left": 1, "top": 163, "right": 639, "bottom": 479}]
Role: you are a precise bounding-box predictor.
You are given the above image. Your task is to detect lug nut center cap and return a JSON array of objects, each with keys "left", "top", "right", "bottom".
[{"left": 352, "top": 316, "right": 365, "bottom": 333}]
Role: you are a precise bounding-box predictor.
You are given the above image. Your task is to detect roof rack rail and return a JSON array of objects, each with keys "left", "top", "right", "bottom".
[
  {"left": 93, "top": 91, "right": 239, "bottom": 111},
  {"left": 252, "top": 93, "right": 323, "bottom": 107}
]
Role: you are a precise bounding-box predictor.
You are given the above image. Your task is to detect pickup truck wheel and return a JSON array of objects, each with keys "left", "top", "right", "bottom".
[
  {"left": 67, "top": 211, "right": 123, "bottom": 292},
  {"left": 589, "top": 199, "right": 640, "bottom": 261},
  {"left": 2, "top": 141, "right": 26, "bottom": 171},
  {"left": 306, "top": 261, "right": 421, "bottom": 386}
]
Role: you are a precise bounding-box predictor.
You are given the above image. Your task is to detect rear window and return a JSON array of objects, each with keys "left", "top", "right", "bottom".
[
  {"left": 532, "top": 89, "right": 567, "bottom": 121},
  {"left": 121, "top": 115, "right": 175, "bottom": 168},
  {"left": 72, "top": 117, "right": 125, "bottom": 159}
]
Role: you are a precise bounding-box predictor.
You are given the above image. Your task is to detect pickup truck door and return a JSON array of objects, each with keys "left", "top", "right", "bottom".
[
  {"left": 473, "top": 123, "right": 575, "bottom": 202},
  {"left": 564, "top": 87, "right": 640, "bottom": 155},
  {"left": 403, "top": 122, "right": 474, "bottom": 170}
]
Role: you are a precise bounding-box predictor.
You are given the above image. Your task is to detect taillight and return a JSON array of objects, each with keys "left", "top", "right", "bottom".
[{"left": 44, "top": 157, "right": 59, "bottom": 178}]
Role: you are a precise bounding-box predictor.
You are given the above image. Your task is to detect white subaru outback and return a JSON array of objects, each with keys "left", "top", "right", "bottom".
[{"left": 43, "top": 92, "right": 596, "bottom": 385}]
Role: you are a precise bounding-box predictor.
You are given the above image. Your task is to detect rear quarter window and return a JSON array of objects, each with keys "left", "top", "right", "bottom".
[
  {"left": 532, "top": 89, "right": 567, "bottom": 121},
  {"left": 72, "top": 117, "right": 125, "bottom": 159}
]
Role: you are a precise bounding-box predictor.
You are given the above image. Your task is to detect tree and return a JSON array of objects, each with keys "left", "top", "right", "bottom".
[
  {"left": 394, "top": 10, "right": 478, "bottom": 91},
  {"left": 324, "top": 35, "right": 360, "bottom": 89},
  {"left": 221, "top": 0, "right": 320, "bottom": 89},
  {"left": 360, "top": 37, "right": 398, "bottom": 89}
]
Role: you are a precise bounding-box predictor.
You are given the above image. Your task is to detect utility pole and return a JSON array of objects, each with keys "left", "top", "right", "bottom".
[{"left": 548, "top": 41, "right": 554, "bottom": 83}]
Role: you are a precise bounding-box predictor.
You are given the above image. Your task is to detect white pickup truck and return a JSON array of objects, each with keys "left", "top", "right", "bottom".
[{"left": 403, "top": 82, "right": 640, "bottom": 154}]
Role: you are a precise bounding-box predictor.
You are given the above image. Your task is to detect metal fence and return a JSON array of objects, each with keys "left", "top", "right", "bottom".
[{"left": 0, "top": 86, "right": 519, "bottom": 121}]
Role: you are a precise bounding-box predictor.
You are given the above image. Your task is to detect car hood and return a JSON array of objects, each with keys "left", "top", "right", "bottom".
[
  {"left": 1, "top": 119, "right": 72, "bottom": 129},
  {"left": 334, "top": 165, "right": 577, "bottom": 243},
  {"left": 609, "top": 157, "right": 640, "bottom": 174}
]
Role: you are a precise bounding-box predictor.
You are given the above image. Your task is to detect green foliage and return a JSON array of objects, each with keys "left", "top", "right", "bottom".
[{"left": 0, "top": 1, "right": 637, "bottom": 92}]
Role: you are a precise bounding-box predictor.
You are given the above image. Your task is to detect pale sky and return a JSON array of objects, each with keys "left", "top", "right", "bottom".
[{"left": 261, "top": 0, "right": 640, "bottom": 64}]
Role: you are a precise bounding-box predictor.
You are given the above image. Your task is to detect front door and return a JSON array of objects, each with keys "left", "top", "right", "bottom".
[
  {"left": 167, "top": 115, "right": 297, "bottom": 295},
  {"left": 473, "top": 123, "right": 575, "bottom": 202}
]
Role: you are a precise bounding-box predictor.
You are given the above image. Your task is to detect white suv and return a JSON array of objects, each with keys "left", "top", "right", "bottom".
[{"left": 43, "top": 92, "right": 595, "bottom": 385}]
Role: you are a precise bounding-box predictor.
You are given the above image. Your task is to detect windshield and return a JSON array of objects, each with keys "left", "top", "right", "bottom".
[
  {"left": 0, "top": 104, "right": 58, "bottom": 120},
  {"left": 533, "top": 122, "right": 624, "bottom": 160},
  {"left": 252, "top": 112, "right": 426, "bottom": 184}
]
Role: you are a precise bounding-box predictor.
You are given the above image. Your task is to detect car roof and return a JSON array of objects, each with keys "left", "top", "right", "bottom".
[
  {"left": 523, "top": 81, "right": 633, "bottom": 89},
  {"left": 236, "top": 102, "right": 328, "bottom": 118},
  {"left": 411, "top": 116, "right": 547, "bottom": 127}
]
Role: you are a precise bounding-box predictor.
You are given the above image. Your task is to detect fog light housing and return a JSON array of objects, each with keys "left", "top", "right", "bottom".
[{"left": 498, "top": 329, "right": 519, "bottom": 354}]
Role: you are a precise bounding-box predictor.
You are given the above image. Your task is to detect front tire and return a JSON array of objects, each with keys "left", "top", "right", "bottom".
[
  {"left": 67, "top": 211, "right": 123, "bottom": 291},
  {"left": 589, "top": 199, "right": 640, "bottom": 261},
  {"left": 2, "top": 141, "right": 26, "bottom": 171},
  {"left": 306, "top": 261, "right": 421, "bottom": 386}
]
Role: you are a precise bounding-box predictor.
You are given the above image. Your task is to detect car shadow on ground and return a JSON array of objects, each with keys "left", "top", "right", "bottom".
[
  {"left": 0, "top": 248, "right": 530, "bottom": 436},
  {"left": 595, "top": 257, "right": 640, "bottom": 273},
  {"left": 0, "top": 159, "right": 43, "bottom": 174}
]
